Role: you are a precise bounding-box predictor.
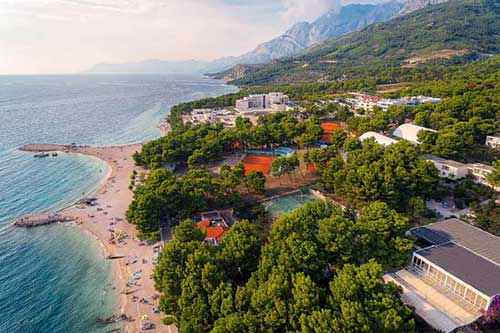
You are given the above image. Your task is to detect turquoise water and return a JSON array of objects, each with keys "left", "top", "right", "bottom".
[{"left": 0, "top": 74, "right": 236, "bottom": 332}]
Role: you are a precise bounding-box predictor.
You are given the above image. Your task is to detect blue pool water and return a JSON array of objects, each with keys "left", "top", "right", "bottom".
[{"left": 0, "top": 74, "right": 236, "bottom": 332}]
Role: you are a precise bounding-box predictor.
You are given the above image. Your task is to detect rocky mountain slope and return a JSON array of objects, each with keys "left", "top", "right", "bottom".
[
  {"left": 215, "top": 2, "right": 405, "bottom": 67},
  {"left": 85, "top": 2, "right": 405, "bottom": 75},
  {"left": 84, "top": 0, "right": 455, "bottom": 75},
  {"left": 231, "top": 0, "right": 500, "bottom": 85}
]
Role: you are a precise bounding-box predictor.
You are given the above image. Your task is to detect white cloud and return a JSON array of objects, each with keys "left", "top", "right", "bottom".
[{"left": 280, "top": 0, "right": 341, "bottom": 24}]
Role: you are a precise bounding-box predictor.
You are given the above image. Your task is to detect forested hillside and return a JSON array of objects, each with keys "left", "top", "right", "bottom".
[{"left": 232, "top": 0, "right": 500, "bottom": 86}]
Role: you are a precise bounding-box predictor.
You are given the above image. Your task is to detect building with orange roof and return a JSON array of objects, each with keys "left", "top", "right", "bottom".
[{"left": 194, "top": 210, "right": 236, "bottom": 245}]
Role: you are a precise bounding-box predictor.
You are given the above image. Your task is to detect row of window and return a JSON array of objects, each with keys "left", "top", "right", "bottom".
[{"left": 412, "top": 255, "right": 489, "bottom": 309}]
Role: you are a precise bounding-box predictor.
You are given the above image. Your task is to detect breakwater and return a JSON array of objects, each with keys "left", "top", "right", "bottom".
[{"left": 14, "top": 215, "right": 74, "bottom": 228}]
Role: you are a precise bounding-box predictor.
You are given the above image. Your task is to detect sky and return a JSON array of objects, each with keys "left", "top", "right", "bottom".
[{"left": 0, "top": 0, "right": 387, "bottom": 74}]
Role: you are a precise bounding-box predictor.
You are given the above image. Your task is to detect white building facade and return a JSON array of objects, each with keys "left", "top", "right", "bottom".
[
  {"left": 485, "top": 135, "right": 500, "bottom": 149},
  {"left": 423, "top": 155, "right": 469, "bottom": 180},
  {"left": 235, "top": 92, "right": 289, "bottom": 112},
  {"left": 467, "top": 163, "right": 499, "bottom": 191}
]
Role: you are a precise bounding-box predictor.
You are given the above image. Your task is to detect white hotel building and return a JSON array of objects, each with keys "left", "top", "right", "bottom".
[{"left": 235, "top": 93, "right": 289, "bottom": 112}]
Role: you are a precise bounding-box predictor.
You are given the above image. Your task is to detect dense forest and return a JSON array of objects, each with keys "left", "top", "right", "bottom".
[
  {"left": 133, "top": 112, "right": 324, "bottom": 170},
  {"left": 154, "top": 201, "right": 416, "bottom": 333}
]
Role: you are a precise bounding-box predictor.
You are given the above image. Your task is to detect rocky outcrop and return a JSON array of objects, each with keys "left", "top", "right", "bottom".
[
  {"left": 216, "top": 2, "right": 405, "bottom": 67},
  {"left": 399, "top": 0, "right": 451, "bottom": 15}
]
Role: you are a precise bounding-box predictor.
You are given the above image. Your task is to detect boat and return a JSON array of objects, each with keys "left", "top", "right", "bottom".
[
  {"left": 51, "top": 152, "right": 58, "bottom": 157},
  {"left": 34, "top": 153, "right": 49, "bottom": 158}
]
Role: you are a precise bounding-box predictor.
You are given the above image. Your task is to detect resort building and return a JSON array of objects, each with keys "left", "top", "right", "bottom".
[
  {"left": 343, "top": 94, "right": 383, "bottom": 111},
  {"left": 485, "top": 135, "right": 500, "bottom": 149},
  {"left": 467, "top": 163, "right": 499, "bottom": 191},
  {"left": 401, "top": 95, "right": 442, "bottom": 107},
  {"left": 186, "top": 109, "right": 216, "bottom": 125},
  {"left": 194, "top": 210, "right": 237, "bottom": 246},
  {"left": 359, "top": 131, "right": 398, "bottom": 147},
  {"left": 235, "top": 92, "right": 289, "bottom": 112},
  {"left": 393, "top": 123, "right": 436, "bottom": 144},
  {"left": 422, "top": 154, "right": 469, "bottom": 180},
  {"left": 386, "top": 219, "right": 500, "bottom": 332},
  {"left": 338, "top": 94, "right": 441, "bottom": 112},
  {"left": 182, "top": 108, "right": 238, "bottom": 128}
]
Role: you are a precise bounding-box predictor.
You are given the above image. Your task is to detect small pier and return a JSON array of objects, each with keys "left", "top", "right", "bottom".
[{"left": 14, "top": 215, "right": 74, "bottom": 228}]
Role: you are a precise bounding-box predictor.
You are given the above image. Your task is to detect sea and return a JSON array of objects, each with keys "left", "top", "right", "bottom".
[{"left": 0, "top": 74, "right": 237, "bottom": 332}]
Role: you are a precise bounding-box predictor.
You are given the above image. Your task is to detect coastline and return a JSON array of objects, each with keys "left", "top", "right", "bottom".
[{"left": 19, "top": 143, "right": 176, "bottom": 333}]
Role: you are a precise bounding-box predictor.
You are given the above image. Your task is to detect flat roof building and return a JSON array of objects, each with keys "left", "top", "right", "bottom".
[
  {"left": 485, "top": 135, "right": 500, "bottom": 149},
  {"left": 235, "top": 92, "right": 289, "bottom": 112},
  {"left": 387, "top": 219, "right": 500, "bottom": 332},
  {"left": 409, "top": 219, "right": 500, "bottom": 310},
  {"left": 422, "top": 154, "right": 469, "bottom": 180},
  {"left": 467, "top": 163, "right": 499, "bottom": 191}
]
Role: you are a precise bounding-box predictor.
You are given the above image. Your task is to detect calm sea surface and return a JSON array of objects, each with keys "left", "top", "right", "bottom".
[{"left": 0, "top": 74, "right": 236, "bottom": 332}]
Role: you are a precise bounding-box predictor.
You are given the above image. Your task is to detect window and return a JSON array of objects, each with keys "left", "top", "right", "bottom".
[
  {"left": 456, "top": 283, "right": 466, "bottom": 296},
  {"left": 466, "top": 289, "right": 476, "bottom": 303},
  {"left": 477, "top": 297, "right": 488, "bottom": 309},
  {"left": 437, "top": 271, "right": 446, "bottom": 284},
  {"left": 447, "top": 279, "right": 457, "bottom": 291},
  {"left": 429, "top": 266, "right": 437, "bottom": 278}
]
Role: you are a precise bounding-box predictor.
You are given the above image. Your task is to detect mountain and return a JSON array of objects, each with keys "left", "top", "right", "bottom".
[
  {"left": 231, "top": 0, "right": 500, "bottom": 86},
  {"left": 84, "top": 2, "right": 405, "bottom": 75},
  {"left": 215, "top": 2, "right": 405, "bottom": 67},
  {"left": 399, "top": 0, "right": 451, "bottom": 14}
]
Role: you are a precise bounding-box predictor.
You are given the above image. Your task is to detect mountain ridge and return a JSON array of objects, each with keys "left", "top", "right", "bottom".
[
  {"left": 230, "top": 0, "right": 500, "bottom": 86},
  {"left": 83, "top": 0, "right": 456, "bottom": 76},
  {"left": 84, "top": 2, "right": 406, "bottom": 75}
]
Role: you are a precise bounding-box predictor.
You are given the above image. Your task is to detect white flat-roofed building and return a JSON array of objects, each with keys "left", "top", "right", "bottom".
[
  {"left": 235, "top": 92, "right": 289, "bottom": 112},
  {"left": 386, "top": 219, "right": 500, "bottom": 332},
  {"left": 183, "top": 108, "right": 216, "bottom": 125},
  {"left": 182, "top": 108, "right": 237, "bottom": 128},
  {"left": 401, "top": 96, "right": 442, "bottom": 107},
  {"left": 393, "top": 123, "right": 436, "bottom": 144},
  {"left": 467, "top": 163, "right": 499, "bottom": 191},
  {"left": 422, "top": 154, "right": 469, "bottom": 180},
  {"left": 485, "top": 135, "right": 500, "bottom": 149},
  {"left": 340, "top": 94, "right": 441, "bottom": 112},
  {"left": 409, "top": 219, "right": 500, "bottom": 311},
  {"left": 377, "top": 98, "right": 406, "bottom": 111},
  {"left": 359, "top": 132, "right": 398, "bottom": 147}
]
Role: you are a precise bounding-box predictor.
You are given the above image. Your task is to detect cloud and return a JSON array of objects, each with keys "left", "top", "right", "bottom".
[{"left": 280, "top": 0, "right": 341, "bottom": 23}]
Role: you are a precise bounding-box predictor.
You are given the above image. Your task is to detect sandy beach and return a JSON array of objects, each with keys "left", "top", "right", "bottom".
[{"left": 19, "top": 143, "right": 176, "bottom": 333}]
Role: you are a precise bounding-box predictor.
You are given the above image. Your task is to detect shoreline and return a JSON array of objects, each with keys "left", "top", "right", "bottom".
[{"left": 18, "top": 143, "right": 176, "bottom": 333}]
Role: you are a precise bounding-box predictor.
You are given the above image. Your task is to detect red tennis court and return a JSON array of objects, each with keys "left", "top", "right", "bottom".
[
  {"left": 321, "top": 122, "right": 341, "bottom": 143},
  {"left": 242, "top": 154, "right": 275, "bottom": 176}
]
